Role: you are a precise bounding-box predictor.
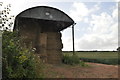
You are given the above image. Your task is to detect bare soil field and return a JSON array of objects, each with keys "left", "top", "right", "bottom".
[{"left": 43, "top": 63, "right": 118, "bottom": 78}]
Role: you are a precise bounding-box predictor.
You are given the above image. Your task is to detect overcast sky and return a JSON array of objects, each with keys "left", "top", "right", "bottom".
[{"left": 1, "top": 0, "right": 119, "bottom": 51}]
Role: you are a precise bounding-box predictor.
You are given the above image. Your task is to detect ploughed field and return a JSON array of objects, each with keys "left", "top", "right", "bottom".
[{"left": 63, "top": 51, "right": 119, "bottom": 65}]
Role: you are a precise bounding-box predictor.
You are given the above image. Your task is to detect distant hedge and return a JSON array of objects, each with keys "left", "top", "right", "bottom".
[{"left": 80, "top": 58, "right": 120, "bottom": 65}]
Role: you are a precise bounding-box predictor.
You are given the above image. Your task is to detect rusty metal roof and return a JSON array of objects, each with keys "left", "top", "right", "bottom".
[{"left": 14, "top": 6, "right": 74, "bottom": 31}]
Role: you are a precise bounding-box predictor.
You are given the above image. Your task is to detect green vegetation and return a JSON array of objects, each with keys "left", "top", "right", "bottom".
[
  {"left": 62, "top": 54, "right": 88, "bottom": 66},
  {"left": 62, "top": 54, "right": 79, "bottom": 65},
  {"left": 1, "top": 3, "right": 44, "bottom": 78},
  {"left": 63, "top": 51, "right": 119, "bottom": 65},
  {"left": 2, "top": 31, "right": 44, "bottom": 78}
]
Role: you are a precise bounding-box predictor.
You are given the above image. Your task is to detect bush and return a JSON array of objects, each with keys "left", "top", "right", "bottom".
[
  {"left": 62, "top": 54, "right": 87, "bottom": 66},
  {"left": 2, "top": 31, "right": 44, "bottom": 78}
]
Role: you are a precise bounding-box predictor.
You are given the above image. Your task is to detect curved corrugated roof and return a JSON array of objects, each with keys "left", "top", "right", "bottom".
[{"left": 14, "top": 6, "right": 74, "bottom": 31}]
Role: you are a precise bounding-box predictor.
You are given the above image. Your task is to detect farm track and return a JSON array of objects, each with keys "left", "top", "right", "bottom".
[{"left": 43, "top": 62, "right": 119, "bottom": 78}]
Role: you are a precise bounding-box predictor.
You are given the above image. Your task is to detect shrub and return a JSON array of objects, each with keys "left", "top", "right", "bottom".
[
  {"left": 2, "top": 31, "right": 44, "bottom": 78},
  {"left": 62, "top": 54, "right": 87, "bottom": 66}
]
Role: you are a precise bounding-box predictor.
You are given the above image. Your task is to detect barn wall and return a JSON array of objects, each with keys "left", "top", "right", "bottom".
[
  {"left": 46, "top": 32, "right": 63, "bottom": 64},
  {"left": 38, "top": 32, "right": 63, "bottom": 64},
  {"left": 18, "top": 18, "right": 63, "bottom": 64},
  {"left": 18, "top": 18, "right": 41, "bottom": 51}
]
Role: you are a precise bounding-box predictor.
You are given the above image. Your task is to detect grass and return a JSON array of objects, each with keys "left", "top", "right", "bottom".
[
  {"left": 62, "top": 53, "right": 89, "bottom": 67},
  {"left": 62, "top": 51, "right": 119, "bottom": 65}
]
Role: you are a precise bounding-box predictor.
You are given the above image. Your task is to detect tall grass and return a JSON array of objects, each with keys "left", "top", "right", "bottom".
[{"left": 62, "top": 54, "right": 88, "bottom": 66}]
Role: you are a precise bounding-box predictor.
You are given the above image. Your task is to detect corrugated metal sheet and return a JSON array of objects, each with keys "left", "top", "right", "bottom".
[
  {"left": 14, "top": 6, "right": 74, "bottom": 31},
  {"left": 18, "top": 6, "right": 73, "bottom": 22}
]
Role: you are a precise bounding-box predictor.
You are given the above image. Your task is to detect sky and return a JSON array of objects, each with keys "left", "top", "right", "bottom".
[{"left": 0, "top": 0, "right": 119, "bottom": 51}]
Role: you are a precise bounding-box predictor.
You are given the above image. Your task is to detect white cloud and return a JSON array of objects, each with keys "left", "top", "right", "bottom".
[
  {"left": 69, "top": 2, "right": 89, "bottom": 21},
  {"left": 69, "top": 2, "right": 100, "bottom": 22},
  {"left": 89, "top": 2, "right": 100, "bottom": 13},
  {"left": 62, "top": 37, "right": 73, "bottom": 51},
  {"left": 114, "top": 0, "right": 120, "bottom": 2},
  {"left": 63, "top": 3, "right": 118, "bottom": 51},
  {"left": 90, "top": 12, "right": 114, "bottom": 33},
  {"left": 75, "top": 8, "right": 118, "bottom": 51},
  {"left": 84, "top": 18, "right": 89, "bottom": 23},
  {"left": 112, "top": 8, "right": 118, "bottom": 18},
  {"left": 76, "top": 34, "right": 115, "bottom": 49}
]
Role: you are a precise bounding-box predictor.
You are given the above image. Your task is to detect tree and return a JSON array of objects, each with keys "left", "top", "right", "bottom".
[{"left": 0, "top": 2, "right": 14, "bottom": 31}]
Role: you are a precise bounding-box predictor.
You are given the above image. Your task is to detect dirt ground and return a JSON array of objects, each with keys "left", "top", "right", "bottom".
[{"left": 43, "top": 62, "right": 119, "bottom": 78}]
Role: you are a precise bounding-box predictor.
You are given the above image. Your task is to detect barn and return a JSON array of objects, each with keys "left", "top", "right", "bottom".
[{"left": 14, "top": 6, "right": 74, "bottom": 64}]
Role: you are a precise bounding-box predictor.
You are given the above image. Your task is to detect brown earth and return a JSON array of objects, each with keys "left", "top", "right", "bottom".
[{"left": 43, "top": 62, "right": 119, "bottom": 78}]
